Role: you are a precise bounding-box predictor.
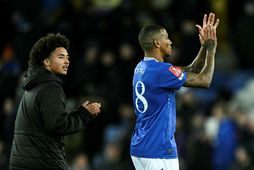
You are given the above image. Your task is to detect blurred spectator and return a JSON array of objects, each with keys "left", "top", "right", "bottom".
[
  {"left": 215, "top": 42, "right": 238, "bottom": 74},
  {"left": 69, "top": 152, "right": 92, "bottom": 170},
  {"left": 91, "top": 0, "right": 123, "bottom": 13},
  {"left": 229, "top": 0, "right": 254, "bottom": 68},
  {"left": 185, "top": 113, "right": 212, "bottom": 170},
  {"left": 0, "top": 0, "right": 13, "bottom": 53},
  {"left": 1, "top": 97, "right": 16, "bottom": 146},
  {"left": 177, "top": 88, "right": 201, "bottom": 132},
  {"left": 229, "top": 145, "right": 254, "bottom": 170},
  {"left": 230, "top": 79, "right": 254, "bottom": 114},
  {"left": 99, "top": 49, "right": 122, "bottom": 118},
  {"left": 0, "top": 44, "right": 20, "bottom": 76},
  {"left": 0, "top": 140, "right": 7, "bottom": 170},
  {"left": 93, "top": 142, "right": 132, "bottom": 170},
  {"left": 117, "top": 42, "right": 136, "bottom": 102},
  {"left": 0, "top": 0, "right": 253, "bottom": 170},
  {"left": 0, "top": 44, "right": 21, "bottom": 106},
  {"left": 75, "top": 42, "right": 102, "bottom": 97},
  {"left": 93, "top": 142, "right": 119, "bottom": 170},
  {"left": 211, "top": 101, "right": 238, "bottom": 170}
]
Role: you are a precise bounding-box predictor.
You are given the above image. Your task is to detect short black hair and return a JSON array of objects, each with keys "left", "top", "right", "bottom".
[
  {"left": 138, "top": 25, "right": 165, "bottom": 51},
  {"left": 29, "top": 33, "right": 69, "bottom": 66}
]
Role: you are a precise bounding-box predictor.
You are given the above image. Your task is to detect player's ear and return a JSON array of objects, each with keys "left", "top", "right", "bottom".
[
  {"left": 43, "top": 58, "right": 50, "bottom": 66},
  {"left": 153, "top": 39, "right": 160, "bottom": 48}
]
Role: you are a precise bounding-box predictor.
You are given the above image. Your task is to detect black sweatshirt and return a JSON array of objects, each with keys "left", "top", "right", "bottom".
[{"left": 9, "top": 65, "right": 91, "bottom": 170}]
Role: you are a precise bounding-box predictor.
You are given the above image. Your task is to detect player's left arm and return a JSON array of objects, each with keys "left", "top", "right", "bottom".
[
  {"left": 183, "top": 18, "right": 219, "bottom": 88},
  {"left": 180, "top": 13, "right": 219, "bottom": 73}
]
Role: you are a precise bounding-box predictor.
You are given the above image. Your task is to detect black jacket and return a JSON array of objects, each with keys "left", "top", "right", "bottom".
[{"left": 9, "top": 66, "right": 91, "bottom": 170}]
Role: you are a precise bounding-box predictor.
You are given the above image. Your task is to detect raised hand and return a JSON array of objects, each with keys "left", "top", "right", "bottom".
[
  {"left": 196, "top": 13, "right": 219, "bottom": 46},
  {"left": 205, "top": 23, "right": 217, "bottom": 51}
]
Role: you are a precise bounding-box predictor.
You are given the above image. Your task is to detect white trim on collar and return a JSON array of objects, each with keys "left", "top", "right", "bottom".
[{"left": 143, "top": 57, "right": 159, "bottom": 62}]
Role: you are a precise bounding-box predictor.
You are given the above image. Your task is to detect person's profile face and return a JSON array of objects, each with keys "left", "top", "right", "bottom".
[
  {"left": 158, "top": 29, "right": 173, "bottom": 57},
  {"left": 46, "top": 47, "right": 70, "bottom": 75}
]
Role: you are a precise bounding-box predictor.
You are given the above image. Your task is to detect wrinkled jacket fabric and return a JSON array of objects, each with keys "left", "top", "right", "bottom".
[{"left": 9, "top": 65, "right": 91, "bottom": 170}]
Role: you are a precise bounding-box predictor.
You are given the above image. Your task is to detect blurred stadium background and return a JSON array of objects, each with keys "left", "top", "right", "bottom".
[{"left": 0, "top": 0, "right": 254, "bottom": 169}]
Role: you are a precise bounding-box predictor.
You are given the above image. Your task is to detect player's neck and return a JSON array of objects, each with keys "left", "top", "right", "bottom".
[{"left": 144, "top": 52, "right": 164, "bottom": 62}]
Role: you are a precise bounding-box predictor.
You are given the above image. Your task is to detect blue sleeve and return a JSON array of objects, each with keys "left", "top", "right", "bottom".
[{"left": 158, "top": 63, "right": 187, "bottom": 90}]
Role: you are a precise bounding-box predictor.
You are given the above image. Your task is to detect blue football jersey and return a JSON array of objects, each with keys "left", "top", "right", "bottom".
[{"left": 130, "top": 57, "right": 187, "bottom": 158}]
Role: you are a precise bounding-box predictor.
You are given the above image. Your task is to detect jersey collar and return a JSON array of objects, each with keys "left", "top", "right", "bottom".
[{"left": 143, "top": 57, "right": 159, "bottom": 62}]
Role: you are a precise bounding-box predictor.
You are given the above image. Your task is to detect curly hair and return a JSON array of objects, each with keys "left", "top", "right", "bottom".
[{"left": 29, "top": 33, "right": 69, "bottom": 66}]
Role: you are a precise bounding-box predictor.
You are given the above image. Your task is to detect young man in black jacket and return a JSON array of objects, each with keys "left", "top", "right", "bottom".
[{"left": 9, "top": 33, "right": 101, "bottom": 170}]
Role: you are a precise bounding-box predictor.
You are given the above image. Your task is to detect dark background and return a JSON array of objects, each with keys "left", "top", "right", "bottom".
[{"left": 1, "top": 0, "right": 254, "bottom": 169}]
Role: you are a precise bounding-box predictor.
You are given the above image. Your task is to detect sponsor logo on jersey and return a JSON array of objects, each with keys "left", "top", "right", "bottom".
[{"left": 169, "top": 66, "right": 182, "bottom": 78}]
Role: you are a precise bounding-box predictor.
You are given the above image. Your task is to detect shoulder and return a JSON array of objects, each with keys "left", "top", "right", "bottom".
[
  {"left": 154, "top": 62, "right": 173, "bottom": 72},
  {"left": 42, "top": 80, "right": 62, "bottom": 90},
  {"left": 38, "top": 81, "right": 64, "bottom": 97},
  {"left": 145, "top": 60, "right": 171, "bottom": 69}
]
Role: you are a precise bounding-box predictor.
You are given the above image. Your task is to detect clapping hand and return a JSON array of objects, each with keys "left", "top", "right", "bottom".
[
  {"left": 82, "top": 101, "right": 101, "bottom": 117},
  {"left": 196, "top": 13, "right": 219, "bottom": 47}
]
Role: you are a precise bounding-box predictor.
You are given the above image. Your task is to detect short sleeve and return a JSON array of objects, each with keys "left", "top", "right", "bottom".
[{"left": 158, "top": 63, "right": 187, "bottom": 90}]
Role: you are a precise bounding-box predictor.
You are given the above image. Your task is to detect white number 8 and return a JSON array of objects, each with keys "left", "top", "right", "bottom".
[{"left": 135, "top": 81, "right": 148, "bottom": 113}]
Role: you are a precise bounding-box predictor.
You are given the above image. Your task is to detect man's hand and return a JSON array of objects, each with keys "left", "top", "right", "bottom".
[
  {"left": 205, "top": 24, "right": 217, "bottom": 51},
  {"left": 196, "top": 13, "right": 219, "bottom": 46},
  {"left": 82, "top": 101, "right": 101, "bottom": 117}
]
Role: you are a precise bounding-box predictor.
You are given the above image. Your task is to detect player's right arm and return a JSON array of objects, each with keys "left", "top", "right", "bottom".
[
  {"left": 182, "top": 13, "right": 219, "bottom": 73},
  {"left": 183, "top": 19, "right": 218, "bottom": 88},
  {"left": 184, "top": 42, "right": 215, "bottom": 88},
  {"left": 183, "top": 13, "right": 210, "bottom": 74}
]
